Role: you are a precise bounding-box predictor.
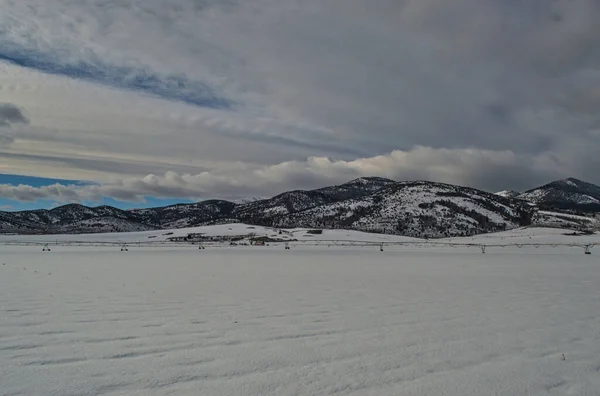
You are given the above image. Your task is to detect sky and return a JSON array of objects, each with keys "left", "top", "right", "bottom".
[{"left": 0, "top": 0, "right": 599, "bottom": 210}]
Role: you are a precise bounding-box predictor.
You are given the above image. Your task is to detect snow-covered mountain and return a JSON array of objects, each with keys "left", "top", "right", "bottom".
[
  {"left": 231, "top": 196, "right": 263, "bottom": 204},
  {"left": 533, "top": 210, "right": 599, "bottom": 231},
  {"left": 518, "top": 178, "right": 600, "bottom": 212},
  {"left": 268, "top": 181, "right": 533, "bottom": 238},
  {"left": 0, "top": 177, "right": 536, "bottom": 238},
  {"left": 495, "top": 190, "right": 520, "bottom": 199},
  {"left": 314, "top": 177, "right": 396, "bottom": 200},
  {"left": 232, "top": 177, "right": 397, "bottom": 225},
  {"left": 128, "top": 200, "right": 236, "bottom": 229},
  {"left": 6, "top": 204, "right": 145, "bottom": 234}
]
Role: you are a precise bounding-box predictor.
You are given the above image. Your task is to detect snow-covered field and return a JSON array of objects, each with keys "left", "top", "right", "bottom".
[
  {"left": 1, "top": 223, "right": 597, "bottom": 246},
  {"left": 442, "top": 227, "right": 599, "bottom": 246},
  {"left": 2, "top": 228, "right": 600, "bottom": 395},
  {"left": 0, "top": 223, "right": 419, "bottom": 244}
]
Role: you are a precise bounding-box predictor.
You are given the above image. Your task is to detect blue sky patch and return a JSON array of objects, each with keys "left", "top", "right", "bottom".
[
  {"left": 0, "top": 174, "right": 193, "bottom": 211},
  {"left": 0, "top": 173, "right": 87, "bottom": 187}
]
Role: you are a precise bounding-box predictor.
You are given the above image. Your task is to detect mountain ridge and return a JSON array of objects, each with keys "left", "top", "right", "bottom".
[
  {"left": 2, "top": 177, "right": 599, "bottom": 237},
  {"left": 518, "top": 177, "right": 600, "bottom": 212},
  {"left": 0, "top": 177, "right": 547, "bottom": 238}
]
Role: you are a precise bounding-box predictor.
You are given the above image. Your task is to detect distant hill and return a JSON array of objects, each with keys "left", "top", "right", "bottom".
[
  {"left": 0, "top": 177, "right": 535, "bottom": 238},
  {"left": 495, "top": 190, "right": 520, "bottom": 199},
  {"left": 518, "top": 178, "right": 600, "bottom": 213}
]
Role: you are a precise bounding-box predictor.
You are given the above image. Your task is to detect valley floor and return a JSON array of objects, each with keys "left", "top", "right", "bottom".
[
  {"left": 1, "top": 223, "right": 598, "bottom": 246},
  {"left": 1, "top": 238, "right": 600, "bottom": 395}
]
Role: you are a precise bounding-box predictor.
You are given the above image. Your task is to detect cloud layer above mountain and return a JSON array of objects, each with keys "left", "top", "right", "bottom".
[{"left": 0, "top": 0, "right": 599, "bottom": 202}]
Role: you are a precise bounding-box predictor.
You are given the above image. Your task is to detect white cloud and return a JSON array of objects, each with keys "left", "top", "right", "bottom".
[
  {"left": 0, "top": 146, "right": 567, "bottom": 203},
  {"left": 0, "top": 183, "right": 82, "bottom": 202}
]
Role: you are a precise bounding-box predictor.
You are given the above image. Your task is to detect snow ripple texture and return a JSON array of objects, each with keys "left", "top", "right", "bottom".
[{"left": 1, "top": 246, "right": 600, "bottom": 395}]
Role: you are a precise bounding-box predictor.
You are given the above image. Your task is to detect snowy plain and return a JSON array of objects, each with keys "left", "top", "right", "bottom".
[
  {"left": 0, "top": 223, "right": 420, "bottom": 245},
  {"left": 1, "top": 226, "right": 600, "bottom": 395}
]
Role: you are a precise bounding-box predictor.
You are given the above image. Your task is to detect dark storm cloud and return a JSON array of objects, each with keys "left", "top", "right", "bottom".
[
  {"left": 0, "top": 103, "right": 29, "bottom": 146},
  {"left": 0, "top": 103, "right": 28, "bottom": 127}
]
